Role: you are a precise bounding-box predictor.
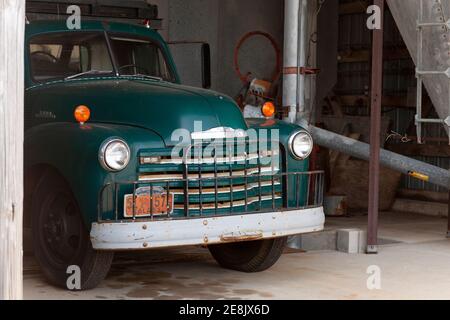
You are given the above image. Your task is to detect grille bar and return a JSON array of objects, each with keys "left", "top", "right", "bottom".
[
  {"left": 167, "top": 181, "right": 281, "bottom": 195},
  {"left": 175, "top": 195, "right": 283, "bottom": 211},
  {"left": 138, "top": 166, "right": 279, "bottom": 182},
  {"left": 141, "top": 151, "right": 277, "bottom": 165},
  {"left": 98, "top": 171, "right": 324, "bottom": 222},
  {"left": 98, "top": 141, "right": 323, "bottom": 222}
]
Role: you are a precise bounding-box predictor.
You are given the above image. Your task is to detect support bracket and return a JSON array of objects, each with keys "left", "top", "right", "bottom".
[{"left": 366, "top": 245, "right": 379, "bottom": 255}]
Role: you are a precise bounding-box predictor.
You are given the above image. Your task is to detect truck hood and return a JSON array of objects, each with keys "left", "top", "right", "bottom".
[{"left": 27, "top": 77, "right": 248, "bottom": 146}]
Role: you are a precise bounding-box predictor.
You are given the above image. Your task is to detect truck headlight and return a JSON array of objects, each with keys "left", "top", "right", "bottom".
[
  {"left": 289, "top": 131, "right": 313, "bottom": 160},
  {"left": 99, "top": 139, "right": 130, "bottom": 172}
]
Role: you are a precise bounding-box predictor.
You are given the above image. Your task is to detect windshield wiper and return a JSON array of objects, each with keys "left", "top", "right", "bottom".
[{"left": 65, "top": 70, "right": 112, "bottom": 80}]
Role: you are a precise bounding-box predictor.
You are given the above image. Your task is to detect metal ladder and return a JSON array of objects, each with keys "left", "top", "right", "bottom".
[{"left": 415, "top": 0, "right": 450, "bottom": 144}]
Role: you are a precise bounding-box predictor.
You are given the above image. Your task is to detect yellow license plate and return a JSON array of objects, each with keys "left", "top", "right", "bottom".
[{"left": 124, "top": 193, "right": 174, "bottom": 218}]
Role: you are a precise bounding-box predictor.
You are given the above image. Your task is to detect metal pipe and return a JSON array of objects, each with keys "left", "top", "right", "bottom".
[
  {"left": 447, "top": 189, "right": 450, "bottom": 238},
  {"left": 283, "top": 0, "right": 300, "bottom": 124},
  {"left": 309, "top": 126, "right": 450, "bottom": 190},
  {"left": 417, "top": 118, "right": 445, "bottom": 124},
  {"left": 367, "top": 0, "right": 385, "bottom": 254},
  {"left": 297, "top": 0, "right": 308, "bottom": 121}
]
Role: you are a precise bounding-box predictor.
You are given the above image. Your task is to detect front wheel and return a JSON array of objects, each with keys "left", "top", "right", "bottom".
[
  {"left": 208, "top": 237, "right": 287, "bottom": 272},
  {"left": 31, "top": 170, "right": 114, "bottom": 290}
]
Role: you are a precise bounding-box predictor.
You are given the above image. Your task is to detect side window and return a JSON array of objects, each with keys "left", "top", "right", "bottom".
[
  {"left": 29, "top": 32, "right": 113, "bottom": 82},
  {"left": 80, "top": 46, "right": 90, "bottom": 72},
  {"left": 133, "top": 45, "right": 172, "bottom": 80},
  {"left": 30, "top": 44, "right": 85, "bottom": 81},
  {"left": 30, "top": 44, "right": 63, "bottom": 59},
  {"left": 30, "top": 44, "right": 63, "bottom": 81},
  {"left": 157, "top": 49, "right": 171, "bottom": 81},
  {"left": 110, "top": 35, "right": 174, "bottom": 82},
  {"left": 69, "top": 45, "right": 90, "bottom": 72},
  {"left": 69, "top": 45, "right": 81, "bottom": 73}
]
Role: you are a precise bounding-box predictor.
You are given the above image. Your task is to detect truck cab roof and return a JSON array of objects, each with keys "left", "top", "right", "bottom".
[{"left": 25, "top": 19, "right": 164, "bottom": 43}]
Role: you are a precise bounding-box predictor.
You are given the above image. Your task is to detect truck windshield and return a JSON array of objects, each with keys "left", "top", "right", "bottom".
[
  {"left": 29, "top": 32, "right": 175, "bottom": 83},
  {"left": 109, "top": 35, "right": 174, "bottom": 82},
  {"left": 30, "top": 32, "right": 114, "bottom": 82}
]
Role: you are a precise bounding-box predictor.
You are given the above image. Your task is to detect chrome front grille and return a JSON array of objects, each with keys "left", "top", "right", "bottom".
[
  {"left": 138, "top": 166, "right": 278, "bottom": 182},
  {"left": 137, "top": 142, "right": 282, "bottom": 216},
  {"left": 97, "top": 141, "right": 324, "bottom": 222}
]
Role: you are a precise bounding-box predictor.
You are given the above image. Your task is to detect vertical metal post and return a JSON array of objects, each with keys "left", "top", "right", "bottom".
[
  {"left": 416, "top": 0, "right": 424, "bottom": 144},
  {"left": 367, "top": 0, "right": 385, "bottom": 254},
  {"left": 447, "top": 189, "right": 450, "bottom": 238},
  {"left": 283, "top": 0, "right": 300, "bottom": 123},
  {"left": 297, "top": 0, "right": 308, "bottom": 121}
]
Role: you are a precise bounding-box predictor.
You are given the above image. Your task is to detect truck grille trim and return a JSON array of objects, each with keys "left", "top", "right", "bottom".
[
  {"left": 175, "top": 195, "right": 283, "bottom": 211},
  {"left": 175, "top": 194, "right": 282, "bottom": 211},
  {"left": 141, "top": 150, "right": 277, "bottom": 165},
  {"left": 98, "top": 142, "right": 325, "bottom": 222},
  {"left": 138, "top": 166, "right": 279, "bottom": 182},
  {"left": 168, "top": 180, "right": 281, "bottom": 195},
  {"left": 98, "top": 170, "right": 325, "bottom": 222}
]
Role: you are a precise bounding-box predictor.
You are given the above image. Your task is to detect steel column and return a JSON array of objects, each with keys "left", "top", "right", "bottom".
[
  {"left": 448, "top": 189, "right": 450, "bottom": 238},
  {"left": 283, "top": 0, "right": 300, "bottom": 124},
  {"left": 367, "top": 0, "right": 385, "bottom": 254},
  {"left": 297, "top": 0, "right": 308, "bottom": 121}
]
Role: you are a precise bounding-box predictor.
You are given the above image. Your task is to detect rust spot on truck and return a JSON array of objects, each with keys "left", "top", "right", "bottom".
[{"left": 220, "top": 232, "right": 264, "bottom": 243}]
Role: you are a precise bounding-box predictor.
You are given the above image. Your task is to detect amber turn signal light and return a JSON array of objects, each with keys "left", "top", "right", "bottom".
[
  {"left": 74, "top": 105, "right": 91, "bottom": 124},
  {"left": 262, "top": 101, "right": 276, "bottom": 118}
]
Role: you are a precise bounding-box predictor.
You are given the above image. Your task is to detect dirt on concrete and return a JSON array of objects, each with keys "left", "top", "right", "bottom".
[{"left": 24, "top": 212, "right": 450, "bottom": 300}]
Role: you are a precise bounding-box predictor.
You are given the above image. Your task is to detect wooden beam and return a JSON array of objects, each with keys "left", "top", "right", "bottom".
[
  {"left": 339, "top": 0, "right": 370, "bottom": 15},
  {"left": 0, "top": 0, "right": 25, "bottom": 300},
  {"left": 388, "top": 144, "right": 450, "bottom": 158},
  {"left": 325, "top": 96, "right": 345, "bottom": 118},
  {"left": 338, "top": 95, "right": 369, "bottom": 106},
  {"left": 338, "top": 47, "right": 411, "bottom": 63},
  {"left": 397, "top": 189, "right": 448, "bottom": 204},
  {"left": 338, "top": 95, "right": 414, "bottom": 108},
  {"left": 338, "top": 50, "right": 370, "bottom": 64}
]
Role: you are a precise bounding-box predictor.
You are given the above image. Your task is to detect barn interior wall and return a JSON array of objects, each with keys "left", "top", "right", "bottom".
[
  {"left": 318, "top": 0, "right": 450, "bottom": 196},
  {"left": 153, "top": 0, "right": 284, "bottom": 98},
  {"left": 27, "top": 0, "right": 450, "bottom": 197},
  {"left": 160, "top": 0, "right": 449, "bottom": 197}
]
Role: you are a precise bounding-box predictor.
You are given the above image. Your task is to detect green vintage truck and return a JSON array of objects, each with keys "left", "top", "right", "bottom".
[{"left": 24, "top": 20, "right": 325, "bottom": 290}]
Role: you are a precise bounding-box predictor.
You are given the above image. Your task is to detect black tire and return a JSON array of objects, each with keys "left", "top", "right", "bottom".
[
  {"left": 208, "top": 237, "right": 287, "bottom": 272},
  {"left": 31, "top": 170, "right": 114, "bottom": 290}
]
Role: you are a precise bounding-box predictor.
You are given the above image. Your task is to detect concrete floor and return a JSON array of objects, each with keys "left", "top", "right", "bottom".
[{"left": 24, "top": 212, "right": 450, "bottom": 300}]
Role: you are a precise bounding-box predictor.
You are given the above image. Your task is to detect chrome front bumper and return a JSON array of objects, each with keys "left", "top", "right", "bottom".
[{"left": 90, "top": 207, "right": 325, "bottom": 251}]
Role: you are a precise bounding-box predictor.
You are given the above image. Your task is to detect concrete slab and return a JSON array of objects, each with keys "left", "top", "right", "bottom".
[
  {"left": 287, "top": 230, "right": 337, "bottom": 251},
  {"left": 288, "top": 228, "right": 367, "bottom": 253},
  {"left": 392, "top": 198, "right": 448, "bottom": 218},
  {"left": 337, "top": 229, "right": 367, "bottom": 254},
  {"left": 326, "top": 211, "right": 448, "bottom": 244},
  {"left": 23, "top": 212, "right": 450, "bottom": 300}
]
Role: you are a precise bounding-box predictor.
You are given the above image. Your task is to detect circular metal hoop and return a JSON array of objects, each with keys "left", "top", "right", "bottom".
[{"left": 234, "top": 31, "right": 282, "bottom": 84}]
